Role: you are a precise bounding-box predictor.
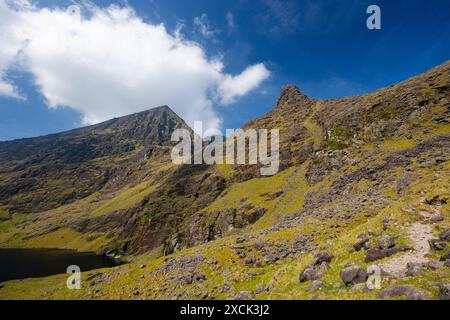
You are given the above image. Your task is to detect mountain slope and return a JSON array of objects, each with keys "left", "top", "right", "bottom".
[{"left": 0, "top": 60, "right": 449, "bottom": 300}]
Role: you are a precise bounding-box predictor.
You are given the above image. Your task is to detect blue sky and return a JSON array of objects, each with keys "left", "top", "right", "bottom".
[{"left": 0, "top": 0, "right": 449, "bottom": 141}]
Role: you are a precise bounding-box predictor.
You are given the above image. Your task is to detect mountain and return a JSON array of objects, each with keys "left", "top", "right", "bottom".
[
  {"left": 0, "top": 105, "right": 189, "bottom": 213},
  {"left": 0, "top": 61, "right": 449, "bottom": 300}
]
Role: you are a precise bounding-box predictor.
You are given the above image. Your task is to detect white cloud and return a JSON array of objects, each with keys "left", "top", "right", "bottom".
[
  {"left": 193, "top": 13, "right": 219, "bottom": 39},
  {"left": 0, "top": 1, "right": 269, "bottom": 130},
  {"left": 226, "top": 12, "right": 235, "bottom": 30},
  {"left": 218, "top": 63, "right": 270, "bottom": 104}
]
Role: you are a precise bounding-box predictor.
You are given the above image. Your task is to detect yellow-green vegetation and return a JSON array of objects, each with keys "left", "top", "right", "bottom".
[
  {"left": 91, "top": 181, "right": 159, "bottom": 217},
  {"left": 303, "top": 116, "right": 323, "bottom": 149},
  {"left": 380, "top": 138, "right": 416, "bottom": 151}
]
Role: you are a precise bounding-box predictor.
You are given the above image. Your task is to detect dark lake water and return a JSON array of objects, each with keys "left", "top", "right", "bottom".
[{"left": 0, "top": 248, "right": 123, "bottom": 282}]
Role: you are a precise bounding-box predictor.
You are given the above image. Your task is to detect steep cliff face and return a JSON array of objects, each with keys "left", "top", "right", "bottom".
[{"left": 0, "top": 61, "right": 449, "bottom": 300}]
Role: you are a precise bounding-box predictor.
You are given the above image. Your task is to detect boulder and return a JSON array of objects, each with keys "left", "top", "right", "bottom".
[
  {"left": 439, "top": 229, "right": 450, "bottom": 241},
  {"left": 426, "top": 259, "right": 444, "bottom": 270},
  {"left": 378, "top": 235, "right": 396, "bottom": 250},
  {"left": 307, "top": 280, "right": 324, "bottom": 292},
  {"left": 365, "top": 245, "right": 413, "bottom": 262},
  {"left": 313, "top": 252, "right": 334, "bottom": 265},
  {"left": 439, "top": 252, "right": 450, "bottom": 261},
  {"left": 439, "top": 284, "right": 450, "bottom": 300},
  {"left": 428, "top": 239, "right": 447, "bottom": 251},
  {"left": 317, "top": 261, "right": 330, "bottom": 272},
  {"left": 379, "top": 285, "right": 429, "bottom": 300},
  {"left": 340, "top": 265, "right": 367, "bottom": 286},
  {"left": 430, "top": 216, "right": 444, "bottom": 222},
  {"left": 405, "top": 262, "right": 424, "bottom": 276},
  {"left": 353, "top": 237, "right": 370, "bottom": 251},
  {"left": 299, "top": 266, "right": 323, "bottom": 282}
]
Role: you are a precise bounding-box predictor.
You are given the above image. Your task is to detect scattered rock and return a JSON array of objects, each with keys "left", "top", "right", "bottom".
[
  {"left": 253, "top": 243, "right": 264, "bottom": 250},
  {"left": 340, "top": 265, "right": 367, "bottom": 286},
  {"left": 317, "top": 261, "right": 330, "bottom": 272},
  {"left": 140, "top": 264, "right": 146, "bottom": 269},
  {"left": 426, "top": 259, "right": 444, "bottom": 270},
  {"left": 440, "top": 229, "right": 450, "bottom": 241},
  {"left": 430, "top": 216, "right": 444, "bottom": 222},
  {"left": 299, "top": 266, "right": 323, "bottom": 282},
  {"left": 231, "top": 291, "right": 255, "bottom": 300},
  {"left": 353, "top": 237, "right": 370, "bottom": 251},
  {"left": 365, "top": 245, "right": 413, "bottom": 262},
  {"left": 379, "top": 285, "right": 429, "bottom": 300},
  {"left": 308, "top": 280, "right": 324, "bottom": 292},
  {"left": 255, "top": 285, "right": 267, "bottom": 294},
  {"left": 424, "top": 195, "right": 447, "bottom": 206},
  {"left": 350, "top": 283, "right": 369, "bottom": 292},
  {"left": 438, "top": 284, "right": 450, "bottom": 300},
  {"left": 313, "top": 252, "right": 334, "bottom": 265},
  {"left": 236, "top": 237, "right": 247, "bottom": 244},
  {"left": 378, "top": 235, "right": 396, "bottom": 250},
  {"left": 405, "top": 262, "right": 424, "bottom": 276},
  {"left": 428, "top": 239, "right": 447, "bottom": 251}
]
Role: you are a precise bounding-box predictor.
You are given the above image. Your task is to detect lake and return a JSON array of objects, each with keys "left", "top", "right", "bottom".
[{"left": 0, "top": 248, "right": 123, "bottom": 282}]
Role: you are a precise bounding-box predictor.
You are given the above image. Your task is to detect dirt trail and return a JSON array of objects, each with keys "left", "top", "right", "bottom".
[{"left": 378, "top": 222, "right": 433, "bottom": 276}]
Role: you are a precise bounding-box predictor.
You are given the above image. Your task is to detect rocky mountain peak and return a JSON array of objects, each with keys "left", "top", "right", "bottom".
[{"left": 276, "top": 85, "right": 310, "bottom": 108}]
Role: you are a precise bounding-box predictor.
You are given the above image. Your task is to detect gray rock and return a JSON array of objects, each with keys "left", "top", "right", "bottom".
[
  {"left": 440, "top": 229, "right": 450, "bottom": 241},
  {"left": 428, "top": 239, "right": 447, "bottom": 251},
  {"left": 307, "top": 280, "right": 324, "bottom": 292},
  {"left": 430, "top": 216, "right": 444, "bottom": 222},
  {"left": 340, "top": 265, "right": 367, "bottom": 286},
  {"left": 406, "top": 262, "right": 424, "bottom": 276},
  {"left": 350, "top": 283, "right": 369, "bottom": 292},
  {"left": 378, "top": 235, "right": 396, "bottom": 250},
  {"left": 426, "top": 259, "right": 444, "bottom": 270},
  {"left": 365, "top": 245, "right": 413, "bottom": 262},
  {"left": 439, "top": 252, "right": 450, "bottom": 261},
  {"left": 353, "top": 237, "right": 370, "bottom": 251},
  {"left": 317, "top": 261, "right": 330, "bottom": 272},
  {"left": 313, "top": 252, "right": 334, "bottom": 266},
  {"left": 439, "top": 284, "right": 450, "bottom": 300},
  {"left": 255, "top": 285, "right": 267, "bottom": 294},
  {"left": 378, "top": 285, "right": 429, "bottom": 300},
  {"left": 299, "top": 266, "right": 323, "bottom": 282},
  {"left": 231, "top": 291, "right": 255, "bottom": 300}
]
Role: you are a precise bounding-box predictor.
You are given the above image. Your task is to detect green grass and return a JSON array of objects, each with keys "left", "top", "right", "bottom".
[{"left": 91, "top": 181, "right": 159, "bottom": 217}]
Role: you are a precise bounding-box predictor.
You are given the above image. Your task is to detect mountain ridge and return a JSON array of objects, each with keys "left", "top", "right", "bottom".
[{"left": 0, "top": 60, "right": 449, "bottom": 300}]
